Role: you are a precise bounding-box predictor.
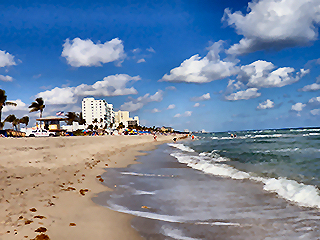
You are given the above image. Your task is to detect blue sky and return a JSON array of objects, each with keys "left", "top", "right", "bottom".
[{"left": 1, "top": 0, "right": 320, "bottom": 132}]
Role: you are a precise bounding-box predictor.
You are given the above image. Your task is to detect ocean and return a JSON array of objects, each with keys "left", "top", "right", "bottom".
[{"left": 94, "top": 128, "right": 320, "bottom": 239}]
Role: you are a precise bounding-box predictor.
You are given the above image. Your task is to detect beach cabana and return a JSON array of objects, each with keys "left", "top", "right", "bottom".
[{"left": 36, "top": 116, "right": 67, "bottom": 132}]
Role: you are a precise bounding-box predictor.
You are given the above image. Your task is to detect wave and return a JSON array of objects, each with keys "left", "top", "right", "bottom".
[
  {"left": 170, "top": 151, "right": 320, "bottom": 209},
  {"left": 168, "top": 143, "right": 195, "bottom": 152},
  {"left": 121, "top": 172, "right": 175, "bottom": 178}
]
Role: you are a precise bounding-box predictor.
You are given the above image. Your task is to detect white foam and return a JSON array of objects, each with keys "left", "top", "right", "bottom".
[
  {"left": 171, "top": 153, "right": 250, "bottom": 180},
  {"left": 161, "top": 226, "right": 199, "bottom": 240},
  {"left": 108, "top": 202, "right": 185, "bottom": 223},
  {"left": 121, "top": 172, "right": 174, "bottom": 178},
  {"left": 168, "top": 143, "right": 195, "bottom": 152},
  {"left": 171, "top": 152, "right": 320, "bottom": 209},
  {"left": 263, "top": 178, "right": 320, "bottom": 208},
  {"left": 195, "top": 221, "right": 241, "bottom": 226},
  {"left": 134, "top": 190, "right": 156, "bottom": 195}
]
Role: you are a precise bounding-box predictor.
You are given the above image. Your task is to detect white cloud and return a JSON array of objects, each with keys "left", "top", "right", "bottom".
[
  {"left": 257, "top": 99, "right": 274, "bottom": 109},
  {"left": 61, "top": 38, "right": 125, "bottom": 67},
  {"left": 120, "top": 90, "right": 163, "bottom": 112},
  {"left": 225, "top": 88, "right": 261, "bottom": 101},
  {"left": 137, "top": 58, "right": 146, "bottom": 63},
  {"left": 160, "top": 41, "right": 239, "bottom": 83},
  {"left": 174, "top": 111, "right": 192, "bottom": 118},
  {"left": 167, "top": 104, "right": 175, "bottom": 109},
  {"left": 0, "top": 50, "right": 16, "bottom": 67},
  {"left": 308, "top": 96, "right": 320, "bottom": 104},
  {"left": 33, "top": 74, "right": 42, "bottom": 79},
  {"left": 237, "top": 60, "right": 309, "bottom": 88},
  {"left": 224, "top": 0, "right": 320, "bottom": 55},
  {"left": 299, "top": 83, "right": 320, "bottom": 92},
  {"left": 37, "top": 74, "right": 140, "bottom": 105},
  {"left": 146, "top": 47, "right": 156, "bottom": 53},
  {"left": 120, "top": 102, "right": 144, "bottom": 112},
  {"left": 311, "top": 109, "right": 320, "bottom": 115},
  {"left": 291, "top": 102, "right": 306, "bottom": 112},
  {"left": 165, "top": 86, "right": 176, "bottom": 91},
  {"left": 151, "top": 108, "right": 161, "bottom": 113},
  {"left": 194, "top": 103, "right": 200, "bottom": 107},
  {"left": 3, "top": 99, "right": 27, "bottom": 112},
  {"left": 0, "top": 75, "right": 13, "bottom": 82},
  {"left": 191, "top": 93, "right": 211, "bottom": 101}
]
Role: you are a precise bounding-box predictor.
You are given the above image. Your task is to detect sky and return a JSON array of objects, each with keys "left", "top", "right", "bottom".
[{"left": 1, "top": 0, "right": 320, "bottom": 132}]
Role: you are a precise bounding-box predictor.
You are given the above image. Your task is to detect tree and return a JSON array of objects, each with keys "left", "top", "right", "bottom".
[
  {"left": 19, "top": 116, "right": 29, "bottom": 128},
  {"left": 117, "top": 122, "right": 125, "bottom": 130},
  {"left": 65, "top": 112, "right": 77, "bottom": 125},
  {"left": 0, "top": 89, "right": 17, "bottom": 130},
  {"left": 4, "top": 114, "right": 17, "bottom": 130},
  {"left": 78, "top": 112, "right": 86, "bottom": 125},
  {"left": 28, "top": 97, "right": 45, "bottom": 118}
]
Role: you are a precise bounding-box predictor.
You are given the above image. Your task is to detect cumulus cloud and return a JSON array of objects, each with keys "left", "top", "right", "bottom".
[
  {"left": 257, "top": 99, "right": 274, "bottom": 109},
  {"left": 299, "top": 83, "right": 320, "bottom": 92},
  {"left": 120, "top": 90, "right": 163, "bottom": 112},
  {"left": 146, "top": 47, "right": 156, "bottom": 53},
  {"left": 194, "top": 103, "right": 200, "bottom": 107},
  {"left": 0, "top": 75, "right": 13, "bottom": 82},
  {"left": 311, "top": 109, "right": 320, "bottom": 115},
  {"left": 61, "top": 38, "right": 125, "bottom": 67},
  {"left": 225, "top": 60, "right": 309, "bottom": 100},
  {"left": 160, "top": 41, "right": 239, "bottom": 83},
  {"left": 37, "top": 74, "right": 140, "bottom": 105},
  {"left": 291, "top": 102, "right": 306, "bottom": 112},
  {"left": 167, "top": 104, "right": 175, "bottom": 110},
  {"left": 237, "top": 60, "right": 309, "bottom": 88},
  {"left": 223, "top": 0, "right": 320, "bottom": 55},
  {"left": 309, "top": 96, "right": 320, "bottom": 104},
  {"left": 137, "top": 58, "right": 146, "bottom": 63},
  {"left": 174, "top": 111, "right": 192, "bottom": 117},
  {"left": 151, "top": 108, "right": 161, "bottom": 113},
  {"left": 191, "top": 93, "right": 211, "bottom": 101},
  {"left": 0, "top": 50, "right": 16, "bottom": 67},
  {"left": 2, "top": 99, "right": 27, "bottom": 112},
  {"left": 225, "top": 88, "right": 261, "bottom": 101}
]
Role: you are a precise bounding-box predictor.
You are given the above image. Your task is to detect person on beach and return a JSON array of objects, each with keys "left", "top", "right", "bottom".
[
  {"left": 173, "top": 137, "right": 177, "bottom": 143},
  {"left": 153, "top": 134, "right": 157, "bottom": 141},
  {"left": 191, "top": 134, "right": 195, "bottom": 140}
]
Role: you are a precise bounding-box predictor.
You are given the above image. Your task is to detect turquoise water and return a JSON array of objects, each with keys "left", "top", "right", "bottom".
[{"left": 96, "top": 127, "right": 320, "bottom": 239}]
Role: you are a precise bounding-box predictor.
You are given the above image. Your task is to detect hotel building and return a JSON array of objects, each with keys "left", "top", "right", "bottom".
[{"left": 82, "top": 97, "right": 114, "bottom": 128}]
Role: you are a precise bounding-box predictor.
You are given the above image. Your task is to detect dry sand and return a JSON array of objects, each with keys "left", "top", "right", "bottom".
[{"left": 0, "top": 134, "right": 176, "bottom": 240}]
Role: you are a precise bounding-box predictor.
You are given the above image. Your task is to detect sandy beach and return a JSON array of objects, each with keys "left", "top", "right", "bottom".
[{"left": 0, "top": 134, "right": 175, "bottom": 240}]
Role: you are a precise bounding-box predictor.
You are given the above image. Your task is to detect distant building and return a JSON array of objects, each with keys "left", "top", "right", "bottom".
[
  {"left": 82, "top": 97, "right": 114, "bottom": 128},
  {"left": 161, "top": 126, "right": 174, "bottom": 132},
  {"left": 114, "top": 110, "right": 139, "bottom": 128}
]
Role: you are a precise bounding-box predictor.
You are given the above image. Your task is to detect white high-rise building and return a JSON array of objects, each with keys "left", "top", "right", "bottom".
[{"left": 82, "top": 97, "right": 114, "bottom": 128}]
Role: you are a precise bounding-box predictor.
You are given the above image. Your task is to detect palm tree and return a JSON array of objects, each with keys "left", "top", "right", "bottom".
[
  {"left": 19, "top": 116, "right": 29, "bottom": 128},
  {"left": 28, "top": 97, "right": 45, "bottom": 118},
  {"left": 65, "top": 112, "right": 77, "bottom": 125},
  {"left": 4, "top": 114, "right": 17, "bottom": 130},
  {"left": 0, "top": 89, "right": 17, "bottom": 130},
  {"left": 78, "top": 112, "right": 86, "bottom": 125}
]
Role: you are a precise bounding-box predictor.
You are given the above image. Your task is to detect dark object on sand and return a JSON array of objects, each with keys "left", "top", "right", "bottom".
[
  {"left": 32, "top": 234, "right": 50, "bottom": 240},
  {"left": 79, "top": 189, "right": 89, "bottom": 196},
  {"left": 69, "top": 223, "right": 76, "bottom": 226},
  {"left": 173, "top": 137, "right": 177, "bottom": 142},
  {"left": 35, "top": 227, "right": 47, "bottom": 233},
  {"left": 29, "top": 208, "right": 37, "bottom": 212}
]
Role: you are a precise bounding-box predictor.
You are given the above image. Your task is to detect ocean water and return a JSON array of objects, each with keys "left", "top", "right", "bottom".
[{"left": 94, "top": 128, "right": 320, "bottom": 239}]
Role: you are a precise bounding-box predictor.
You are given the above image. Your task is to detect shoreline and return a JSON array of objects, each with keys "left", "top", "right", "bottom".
[{"left": 0, "top": 135, "right": 177, "bottom": 239}]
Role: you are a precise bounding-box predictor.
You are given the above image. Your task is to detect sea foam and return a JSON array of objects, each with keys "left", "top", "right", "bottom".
[{"left": 169, "top": 144, "right": 320, "bottom": 209}]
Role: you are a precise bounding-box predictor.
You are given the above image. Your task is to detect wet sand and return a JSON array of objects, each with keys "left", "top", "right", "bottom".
[{"left": 0, "top": 134, "right": 176, "bottom": 240}]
